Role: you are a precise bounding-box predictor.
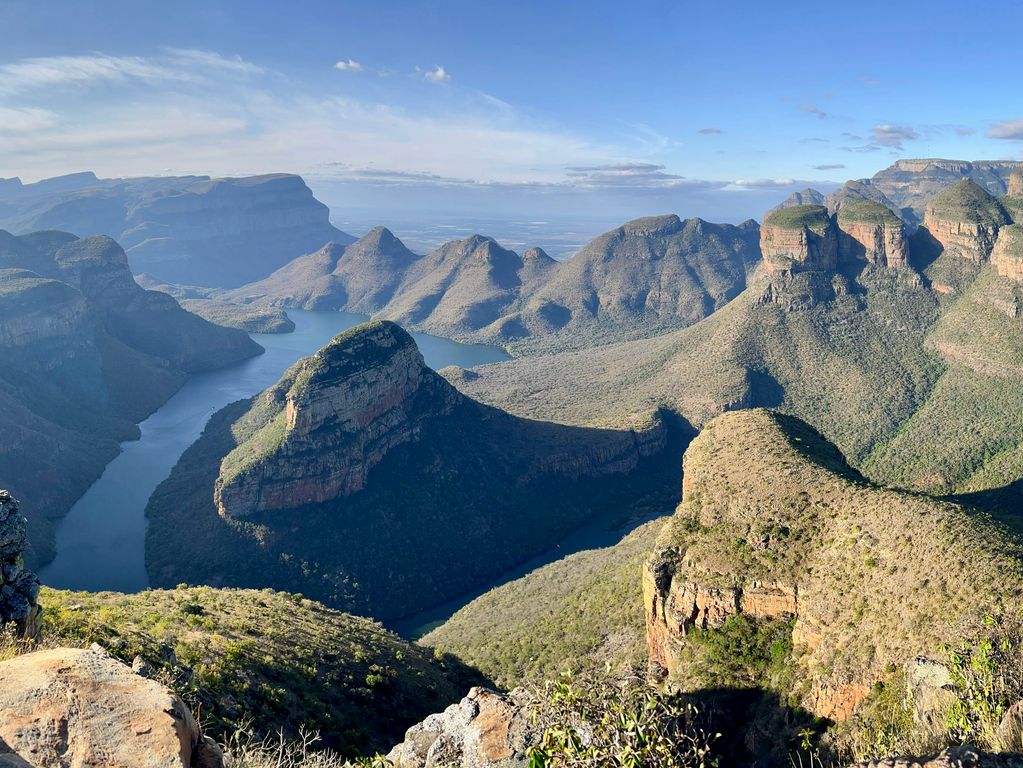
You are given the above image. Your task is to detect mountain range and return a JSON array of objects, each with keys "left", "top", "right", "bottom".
[{"left": 0, "top": 172, "right": 355, "bottom": 287}]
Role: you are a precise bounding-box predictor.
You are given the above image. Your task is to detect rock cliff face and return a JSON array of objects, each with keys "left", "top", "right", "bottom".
[
  {"left": 760, "top": 205, "right": 837, "bottom": 276},
  {"left": 215, "top": 321, "right": 458, "bottom": 517},
  {"left": 994, "top": 225, "right": 1023, "bottom": 282},
  {"left": 0, "top": 646, "right": 223, "bottom": 768},
  {"left": 148, "top": 320, "right": 676, "bottom": 619},
  {"left": 836, "top": 200, "right": 910, "bottom": 269},
  {"left": 644, "top": 410, "right": 1023, "bottom": 722},
  {"left": 0, "top": 172, "right": 354, "bottom": 288},
  {"left": 0, "top": 492, "right": 39, "bottom": 639},
  {"left": 0, "top": 230, "right": 261, "bottom": 564},
  {"left": 922, "top": 180, "right": 1011, "bottom": 263}
]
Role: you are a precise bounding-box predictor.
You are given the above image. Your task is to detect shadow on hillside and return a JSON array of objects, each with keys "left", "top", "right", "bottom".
[
  {"left": 953, "top": 479, "right": 1023, "bottom": 530},
  {"left": 908, "top": 226, "right": 944, "bottom": 276},
  {"left": 689, "top": 686, "right": 830, "bottom": 768}
]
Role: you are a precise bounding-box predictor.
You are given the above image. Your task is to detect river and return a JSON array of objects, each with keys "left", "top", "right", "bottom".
[{"left": 38, "top": 310, "right": 510, "bottom": 594}]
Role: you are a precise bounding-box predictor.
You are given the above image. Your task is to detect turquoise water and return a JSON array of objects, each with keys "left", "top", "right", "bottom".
[{"left": 38, "top": 310, "right": 510, "bottom": 593}]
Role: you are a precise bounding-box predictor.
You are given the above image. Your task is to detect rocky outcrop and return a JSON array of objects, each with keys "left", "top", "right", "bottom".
[
  {"left": 922, "top": 179, "right": 1011, "bottom": 262},
  {"left": 0, "top": 646, "right": 223, "bottom": 768},
  {"left": 994, "top": 225, "right": 1023, "bottom": 281},
  {"left": 836, "top": 200, "right": 910, "bottom": 269},
  {"left": 644, "top": 409, "right": 1023, "bottom": 723},
  {"left": 760, "top": 205, "right": 837, "bottom": 276},
  {"left": 387, "top": 687, "right": 534, "bottom": 768},
  {"left": 215, "top": 321, "right": 458, "bottom": 517},
  {"left": 0, "top": 492, "right": 39, "bottom": 639}
]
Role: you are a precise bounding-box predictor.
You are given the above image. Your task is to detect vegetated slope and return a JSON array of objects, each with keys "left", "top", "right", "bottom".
[
  {"left": 421, "top": 518, "right": 665, "bottom": 689},
  {"left": 645, "top": 409, "right": 1023, "bottom": 722},
  {"left": 0, "top": 172, "right": 354, "bottom": 287},
  {"left": 455, "top": 176, "right": 1023, "bottom": 497},
  {"left": 0, "top": 230, "right": 261, "bottom": 565},
  {"left": 38, "top": 586, "right": 484, "bottom": 757},
  {"left": 146, "top": 321, "right": 681, "bottom": 620},
  {"left": 223, "top": 215, "right": 762, "bottom": 354}
]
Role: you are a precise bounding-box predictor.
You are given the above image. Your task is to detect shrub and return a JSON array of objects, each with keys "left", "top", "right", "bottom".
[{"left": 527, "top": 667, "right": 718, "bottom": 767}]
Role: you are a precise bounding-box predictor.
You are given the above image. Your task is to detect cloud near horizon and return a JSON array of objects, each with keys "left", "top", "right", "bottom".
[{"left": 988, "top": 120, "right": 1023, "bottom": 141}]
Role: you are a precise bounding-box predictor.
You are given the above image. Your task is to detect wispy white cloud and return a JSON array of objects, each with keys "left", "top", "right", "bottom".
[
  {"left": 733, "top": 178, "right": 797, "bottom": 188},
  {"left": 0, "top": 106, "right": 58, "bottom": 134},
  {"left": 334, "top": 58, "right": 363, "bottom": 72},
  {"left": 812, "top": 163, "right": 845, "bottom": 170},
  {"left": 424, "top": 65, "right": 450, "bottom": 83},
  {"left": 0, "top": 49, "right": 261, "bottom": 95},
  {"left": 698, "top": 127, "right": 723, "bottom": 135},
  {"left": 800, "top": 104, "right": 828, "bottom": 120}
]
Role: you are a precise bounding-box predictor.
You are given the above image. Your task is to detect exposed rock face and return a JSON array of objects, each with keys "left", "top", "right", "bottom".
[
  {"left": 1009, "top": 171, "right": 1023, "bottom": 200},
  {"left": 0, "top": 492, "right": 39, "bottom": 639},
  {"left": 215, "top": 321, "right": 458, "bottom": 517},
  {"left": 993, "top": 225, "right": 1023, "bottom": 281},
  {"left": 0, "top": 646, "right": 223, "bottom": 768},
  {"left": 644, "top": 409, "right": 1023, "bottom": 723},
  {"left": 387, "top": 687, "right": 534, "bottom": 768},
  {"left": 836, "top": 200, "right": 910, "bottom": 269},
  {"left": 921, "top": 179, "right": 1011, "bottom": 262},
  {"left": 0, "top": 172, "right": 354, "bottom": 288},
  {"left": 760, "top": 205, "right": 837, "bottom": 276}
]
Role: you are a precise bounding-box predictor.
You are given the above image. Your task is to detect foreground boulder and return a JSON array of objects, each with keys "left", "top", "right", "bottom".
[
  {"left": 387, "top": 687, "right": 534, "bottom": 768},
  {"left": 0, "top": 646, "right": 223, "bottom": 768}
]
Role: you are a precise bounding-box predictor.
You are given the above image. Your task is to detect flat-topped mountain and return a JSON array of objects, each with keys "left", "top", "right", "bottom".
[
  {"left": 225, "top": 214, "right": 761, "bottom": 354},
  {"left": 0, "top": 230, "right": 260, "bottom": 565},
  {"left": 0, "top": 172, "right": 354, "bottom": 287},
  {"left": 146, "top": 320, "right": 678, "bottom": 619}
]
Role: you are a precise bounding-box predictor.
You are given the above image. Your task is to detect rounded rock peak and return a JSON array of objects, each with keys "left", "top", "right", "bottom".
[
  {"left": 619, "top": 214, "right": 683, "bottom": 237},
  {"left": 927, "top": 178, "right": 1010, "bottom": 226},
  {"left": 764, "top": 204, "right": 832, "bottom": 231}
]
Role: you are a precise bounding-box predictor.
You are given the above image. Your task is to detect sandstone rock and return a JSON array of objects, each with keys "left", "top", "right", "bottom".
[
  {"left": 922, "top": 179, "right": 1010, "bottom": 263},
  {"left": 1008, "top": 171, "right": 1023, "bottom": 200},
  {"left": 850, "top": 745, "right": 1023, "bottom": 767},
  {"left": 386, "top": 687, "right": 534, "bottom": 768},
  {"left": 836, "top": 200, "right": 910, "bottom": 269},
  {"left": 993, "top": 225, "right": 1023, "bottom": 282},
  {"left": 0, "top": 491, "right": 39, "bottom": 639},
  {"left": 215, "top": 320, "right": 459, "bottom": 518},
  {"left": 0, "top": 646, "right": 223, "bottom": 768},
  {"left": 760, "top": 205, "right": 838, "bottom": 277}
]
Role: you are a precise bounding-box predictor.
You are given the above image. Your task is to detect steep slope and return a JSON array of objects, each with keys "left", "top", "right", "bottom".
[
  {"left": 38, "top": 586, "right": 484, "bottom": 757},
  {"left": 146, "top": 321, "right": 679, "bottom": 620},
  {"left": 0, "top": 172, "right": 354, "bottom": 287},
  {"left": 645, "top": 409, "right": 1023, "bottom": 721},
  {"left": 0, "top": 231, "right": 260, "bottom": 565}
]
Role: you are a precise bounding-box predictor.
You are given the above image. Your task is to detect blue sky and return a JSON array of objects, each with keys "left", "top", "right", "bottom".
[{"left": 1, "top": 0, "right": 1021, "bottom": 222}]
